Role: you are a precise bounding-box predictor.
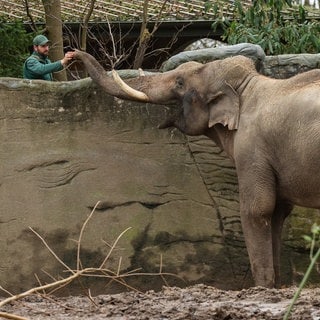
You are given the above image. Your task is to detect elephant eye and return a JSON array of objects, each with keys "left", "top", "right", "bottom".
[{"left": 175, "top": 77, "right": 184, "bottom": 89}]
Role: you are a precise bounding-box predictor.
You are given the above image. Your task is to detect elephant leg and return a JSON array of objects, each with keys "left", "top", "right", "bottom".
[
  {"left": 239, "top": 178, "right": 276, "bottom": 287},
  {"left": 271, "top": 200, "right": 293, "bottom": 288}
]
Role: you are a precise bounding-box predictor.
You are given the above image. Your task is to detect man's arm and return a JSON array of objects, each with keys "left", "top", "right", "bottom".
[{"left": 25, "top": 58, "right": 63, "bottom": 77}]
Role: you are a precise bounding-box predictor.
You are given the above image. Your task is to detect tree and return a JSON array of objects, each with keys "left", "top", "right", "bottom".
[
  {"left": 21, "top": 0, "right": 189, "bottom": 73},
  {"left": 42, "top": 0, "right": 66, "bottom": 81},
  {"left": 133, "top": 0, "right": 169, "bottom": 69},
  {"left": 212, "top": 0, "right": 320, "bottom": 54},
  {"left": 79, "top": 0, "right": 97, "bottom": 52},
  {"left": 0, "top": 20, "right": 32, "bottom": 77}
]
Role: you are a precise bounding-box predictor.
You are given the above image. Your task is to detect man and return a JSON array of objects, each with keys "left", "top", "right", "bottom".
[{"left": 23, "top": 35, "right": 74, "bottom": 81}]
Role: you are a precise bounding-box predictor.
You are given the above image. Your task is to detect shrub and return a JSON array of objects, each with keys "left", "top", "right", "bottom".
[
  {"left": 212, "top": 0, "right": 320, "bottom": 54},
  {"left": 0, "top": 20, "right": 33, "bottom": 77}
]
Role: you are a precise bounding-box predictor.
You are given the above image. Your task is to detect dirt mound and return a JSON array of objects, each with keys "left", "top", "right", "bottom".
[{"left": 2, "top": 284, "right": 320, "bottom": 319}]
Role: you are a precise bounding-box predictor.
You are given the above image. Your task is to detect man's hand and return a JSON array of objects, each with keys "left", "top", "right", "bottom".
[{"left": 61, "top": 52, "right": 74, "bottom": 67}]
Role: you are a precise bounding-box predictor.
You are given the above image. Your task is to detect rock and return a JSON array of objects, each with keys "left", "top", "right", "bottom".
[
  {"left": 263, "top": 54, "right": 320, "bottom": 78},
  {"left": 161, "top": 43, "right": 266, "bottom": 71}
]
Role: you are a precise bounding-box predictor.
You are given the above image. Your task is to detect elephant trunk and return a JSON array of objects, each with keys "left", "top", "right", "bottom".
[{"left": 74, "top": 50, "right": 176, "bottom": 105}]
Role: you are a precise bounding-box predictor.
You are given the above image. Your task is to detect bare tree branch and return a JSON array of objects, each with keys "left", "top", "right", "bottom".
[
  {"left": 0, "top": 312, "right": 28, "bottom": 320},
  {"left": 24, "top": 0, "right": 37, "bottom": 32},
  {"left": 29, "top": 227, "right": 74, "bottom": 274},
  {"left": 77, "top": 201, "right": 100, "bottom": 271},
  {"left": 0, "top": 201, "right": 179, "bottom": 320},
  {"left": 80, "top": 0, "right": 97, "bottom": 51}
]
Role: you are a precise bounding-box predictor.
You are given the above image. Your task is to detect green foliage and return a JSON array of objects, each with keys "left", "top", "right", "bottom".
[
  {"left": 212, "top": 0, "right": 320, "bottom": 54},
  {"left": 0, "top": 20, "right": 33, "bottom": 77},
  {"left": 303, "top": 223, "right": 320, "bottom": 261},
  {"left": 284, "top": 223, "right": 320, "bottom": 320}
]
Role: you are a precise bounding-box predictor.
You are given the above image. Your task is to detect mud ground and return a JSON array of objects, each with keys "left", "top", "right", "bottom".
[{"left": 1, "top": 284, "right": 320, "bottom": 319}]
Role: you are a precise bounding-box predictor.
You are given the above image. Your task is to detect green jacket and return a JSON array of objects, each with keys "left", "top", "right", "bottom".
[{"left": 23, "top": 52, "right": 63, "bottom": 81}]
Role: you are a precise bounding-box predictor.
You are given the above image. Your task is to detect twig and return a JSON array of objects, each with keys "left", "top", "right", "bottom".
[
  {"left": 77, "top": 201, "right": 101, "bottom": 271},
  {"left": 86, "top": 289, "right": 98, "bottom": 307},
  {"left": 40, "top": 269, "right": 58, "bottom": 283},
  {"left": 33, "top": 274, "right": 45, "bottom": 296},
  {"left": 0, "top": 270, "right": 84, "bottom": 308},
  {"left": 0, "top": 287, "right": 13, "bottom": 297},
  {"left": 159, "top": 254, "right": 163, "bottom": 274},
  {"left": 23, "top": 0, "right": 37, "bottom": 32},
  {"left": 101, "top": 271, "right": 144, "bottom": 294},
  {"left": 39, "top": 294, "right": 82, "bottom": 313},
  {"left": 99, "top": 227, "right": 132, "bottom": 269},
  {"left": 0, "top": 312, "right": 29, "bottom": 320},
  {"left": 101, "top": 239, "right": 113, "bottom": 249},
  {"left": 29, "top": 227, "right": 74, "bottom": 275},
  {"left": 46, "top": 278, "right": 74, "bottom": 296},
  {"left": 0, "top": 201, "right": 177, "bottom": 315},
  {"left": 116, "top": 257, "right": 122, "bottom": 276}
]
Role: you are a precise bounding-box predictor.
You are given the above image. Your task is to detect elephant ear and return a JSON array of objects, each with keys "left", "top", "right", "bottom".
[{"left": 207, "top": 82, "right": 240, "bottom": 130}]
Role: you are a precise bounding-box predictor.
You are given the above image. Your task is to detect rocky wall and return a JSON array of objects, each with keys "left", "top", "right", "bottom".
[
  {"left": 162, "top": 42, "right": 320, "bottom": 79},
  {"left": 0, "top": 44, "right": 319, "bottom": 295}
]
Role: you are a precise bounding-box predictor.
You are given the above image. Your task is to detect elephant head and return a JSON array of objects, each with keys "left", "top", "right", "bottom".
[
  {"left": 74, "top": 50, "right": 258, "bottom": 144},
  {"left": 158, "top": 88, "right": 210, "bottom": 135},
  {"left": 158, "top": 80, "right": 243, "bottom": 136}
]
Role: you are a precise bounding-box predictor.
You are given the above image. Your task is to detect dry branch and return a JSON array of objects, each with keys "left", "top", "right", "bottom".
[
  {"left": 0, "top": 201, "right": 178, "bottom": 318},
  {"left": 0, "top": 312, "right": 28, "bottom": 320},
  {"left": 77, "top": 200, "right": 101, "bottom": 271}
]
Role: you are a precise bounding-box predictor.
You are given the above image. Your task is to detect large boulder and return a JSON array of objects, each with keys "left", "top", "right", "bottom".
[{"left": 161, "top": 43, "right": 266, "bottom": 71}]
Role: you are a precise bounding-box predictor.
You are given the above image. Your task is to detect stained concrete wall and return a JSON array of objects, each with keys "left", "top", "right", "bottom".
[{"left": 0, "top": 44, "right": 319, "bottom": 295}]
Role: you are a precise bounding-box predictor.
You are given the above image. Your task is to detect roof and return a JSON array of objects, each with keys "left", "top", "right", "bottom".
[
  {"left": 0, "top": 0, "right": 249, "bottom": 23},
  {"left": 1, "top": 1, "right": 319, "bottom": 24}
]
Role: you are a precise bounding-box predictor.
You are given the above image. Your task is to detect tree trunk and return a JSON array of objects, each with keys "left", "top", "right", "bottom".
[
  {"left": 42, "top": 0, "right": 66, "bottom": 81},
  {"left": 133, "top": 0, "right": 167, "bottom": 69},
  {"left": 133, "top": 31, "right": 150, "bottom": 69},
  {"left": 133, "top": 0, "right": 150, "bottom": 69},
  {"left": 79, "top": 0, "right": 96, "bottom": 78},
  {"left": 80, "top": 0, "right": 96, "bottom": 52}
]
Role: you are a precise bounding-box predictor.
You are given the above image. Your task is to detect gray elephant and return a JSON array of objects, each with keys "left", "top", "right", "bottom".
[{"left": 74, "top": 50, "right": 320, "bottom": 288}]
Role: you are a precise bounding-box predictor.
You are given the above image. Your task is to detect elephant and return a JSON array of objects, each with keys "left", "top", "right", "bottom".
[{"left": 73, "top": 49, "right": 320, "bottom": 288}]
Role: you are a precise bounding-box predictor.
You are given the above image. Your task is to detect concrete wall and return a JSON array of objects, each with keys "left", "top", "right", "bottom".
[{"left": 0, "top": 44, "right": 319, "bottom": 295}]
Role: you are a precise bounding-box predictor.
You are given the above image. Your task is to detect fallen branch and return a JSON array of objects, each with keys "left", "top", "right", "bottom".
[
  {"left": 0, "top": 201, "right": 179, "bottom": 317},
  {"left": 0, "top": 269, "right": 84, "bottom": 308},
  {"left": 0, "top": 312, "right": 28, "bottom": 320},
  {"left": 77, "top": 201, "right": 101, "bottom": 271}
]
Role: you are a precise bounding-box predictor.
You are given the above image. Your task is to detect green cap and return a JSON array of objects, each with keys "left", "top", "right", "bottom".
[{"left": 33, "top": 35, "right": 50, "bottom": 46}]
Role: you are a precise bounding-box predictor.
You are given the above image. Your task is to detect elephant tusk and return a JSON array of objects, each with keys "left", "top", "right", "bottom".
[
  {"left": 138, "top": 68, "right": 146, "bottom": 76},
  {"left": 112, "top": 70, "right": 150, "bottom": 102}
]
